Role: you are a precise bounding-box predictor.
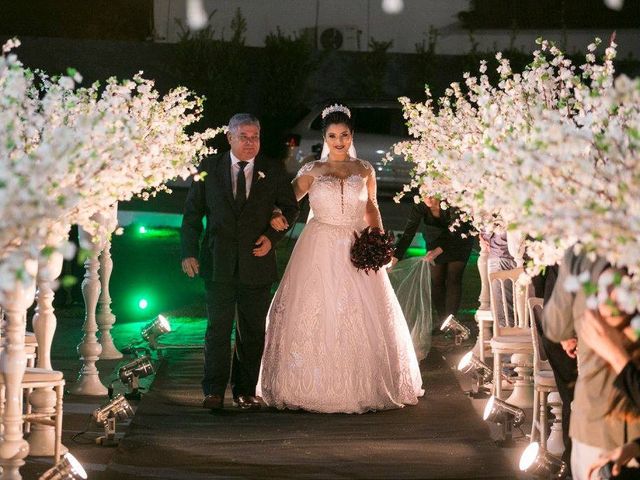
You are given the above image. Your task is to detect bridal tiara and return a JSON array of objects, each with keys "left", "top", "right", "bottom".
[{"left": 321, "top": 104, "right": 351, "bottom": 119}]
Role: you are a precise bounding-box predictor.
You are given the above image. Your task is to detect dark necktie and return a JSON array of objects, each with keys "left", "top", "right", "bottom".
[{"left": 235, "top": 161, "right": 249, "bottom": 210}]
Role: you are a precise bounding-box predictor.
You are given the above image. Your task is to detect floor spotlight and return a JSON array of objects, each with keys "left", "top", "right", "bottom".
[
  {"left": 92, "top": 394, "right": 134, "bottom": 446},
  {"left": 483, "top": 395, "right": 525, "bottom": 445},
  {"left": 519, "top": 442, "right": 567, "bottom": 479},
  {"left": 119, "top": 355, "right": 155, "bottom": 400},
  {"left": 38, "top": 452, "right": 87, "bottom": 480},
  {"left": 141, "top": 314, "right": 171, "bottom": 348},
  {"left": 457, "top": 351, "right": 493, "bottom": 397},
  {"left": 440, "top": 314, "right": 471, "bottom": 345}
]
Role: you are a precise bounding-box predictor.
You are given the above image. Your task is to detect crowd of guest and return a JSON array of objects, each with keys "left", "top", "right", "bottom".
[{"left": 538, "top": 250, "right": 639, "bottom": 479}]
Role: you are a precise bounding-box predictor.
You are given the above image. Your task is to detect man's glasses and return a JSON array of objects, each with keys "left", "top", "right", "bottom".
[{"left": 235, "top": 135, "right": 260, "bottom": 144}]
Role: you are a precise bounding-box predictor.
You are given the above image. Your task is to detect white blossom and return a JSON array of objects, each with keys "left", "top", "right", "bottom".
[{"left": 0, "top": 42, "right": 222, "bottom": 300}]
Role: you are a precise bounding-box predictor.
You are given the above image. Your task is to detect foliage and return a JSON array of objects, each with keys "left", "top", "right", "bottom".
[
  {"left": 173, "top": 9, "right": 250, "bottom": 129},
  {"left": 0, "top": 39, "right": 222, "bottom": 295},
  {"left": 412, "top": 26, "right": 439, "bottom": 99},
  {"left": 356, "top": 37, "right": 394, "bottom": 100},
  {"left": 260, "top": 28, "right": 316, "bottom": 158},
  {"left": 394, "top": 36, "right": 640, "bottom": 311},
  {"left": 458, "top": 0, "right": 639, "bottom": 29}
]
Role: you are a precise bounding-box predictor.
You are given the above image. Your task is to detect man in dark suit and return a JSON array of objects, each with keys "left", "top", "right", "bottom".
[{"left": 181, "top": 113, "right": 299, "bottom": 411}]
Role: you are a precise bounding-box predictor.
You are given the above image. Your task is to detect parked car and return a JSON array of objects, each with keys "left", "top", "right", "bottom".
[{"left": 283, "top": 101, "right": 412, "bottom": 193}]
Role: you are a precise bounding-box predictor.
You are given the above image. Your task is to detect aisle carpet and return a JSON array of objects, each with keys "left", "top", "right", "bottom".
[{"left": 99, "top": 333, "right": 515, "bottom": 480}]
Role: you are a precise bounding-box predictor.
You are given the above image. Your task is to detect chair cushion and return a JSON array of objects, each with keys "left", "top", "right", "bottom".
[
  {"left": 24, "top": 332, "right": 38, "bottom": 345},
  {"left": 491, "top": 335, "right": 533, "bottom": 347},
  {"left": 24, "top": 368, "right": 63, "bottom": 382},
  {"left": 0, "top": 368, "right": 63, "bottom": 384},
  {"left": 535, "top": 370, "right": 557, "bottom": 388},
  {"left": 491, "top": 336, "right": 534, "bottom": 355}
]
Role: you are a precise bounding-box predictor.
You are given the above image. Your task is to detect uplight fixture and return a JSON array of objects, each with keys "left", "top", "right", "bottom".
[
  {"left": 141, "top": 314, "right": 171, "bottom": 348},
  {"left": 483, "top": 395, "right": 525, "bottom": 444},
  {"left": 38, "top": 453, "right": 87, "bottom": 480},
  {"left": 519, "top": 442, "right": 567, "bottom": 479},
  {"left": 440, "top": 314, "right": 471, "bottom": 344}
]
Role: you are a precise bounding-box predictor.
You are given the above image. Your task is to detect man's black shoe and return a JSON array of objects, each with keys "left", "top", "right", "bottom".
[
  {"left": 202, "top": 394, "right": 224, "bottom": 410},
  {"left": 233, "top": 395, "right": 261, "bottom": 410}
]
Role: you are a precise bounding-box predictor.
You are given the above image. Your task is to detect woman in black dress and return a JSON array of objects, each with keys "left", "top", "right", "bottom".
[{"left": 392, "top": 197, "right": 475, "bottom": 326}]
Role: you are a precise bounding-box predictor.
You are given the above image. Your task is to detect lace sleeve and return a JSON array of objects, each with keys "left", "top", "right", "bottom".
[
  {"left": 361, "top": 160, "right": 383, "bottom": 229},
  {"left": 296, "top": 161, "right": 316, "bottom": 179},
  {"left": 358, "top": 159, "right": 374, "bottom": 175}
]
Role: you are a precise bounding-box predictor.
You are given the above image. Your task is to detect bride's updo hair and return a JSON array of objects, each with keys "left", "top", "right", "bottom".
[{"left": 321, "top": 103, "right": 353, "bottom": 135}]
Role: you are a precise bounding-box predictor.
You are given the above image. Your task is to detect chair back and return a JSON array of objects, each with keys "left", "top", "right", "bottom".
[
  {"left": 489, "top": 267, "right": 532, "bottom": 335},
  {"left": 527, "top": 297, "right": 551, "bottom": 375}
]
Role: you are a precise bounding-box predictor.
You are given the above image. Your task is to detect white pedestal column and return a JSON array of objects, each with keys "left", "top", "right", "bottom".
[
  {"left": 69, "top": 230, "right": 107, "bottom": 396},
  {"left": 97, "top": 237, "right": 122, "bottom": 360},
  {"left": 505, "top": 353, "right": 534, "bottom": 408},
  {"left": 473, "top": 246, "right": 493, "bottom": 362},
  {"left": 0, "top": 253, "right": 36, "bottom": 480},
  {"left": 477, "top": 245, "right": 491, "bottom": 311},
  {"left": 28, "top": 236, "right": 69, "bottom": 457},
  {"left": 547, "top": 392, "right": 564, "bottom": 457}
]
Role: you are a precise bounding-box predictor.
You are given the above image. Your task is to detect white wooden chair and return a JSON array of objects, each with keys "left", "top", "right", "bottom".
[
  {"left": 528, "top": 297, "right": 563, "bottom": 453},
  {"left": 0, "top": 367, "right": 65, "bottom": 462},
  {"left": 489, "top": 267, "right": 534, "bottom": 408},
  {"left": 1, "top": 308, "right": 63, "bottom": 461}
]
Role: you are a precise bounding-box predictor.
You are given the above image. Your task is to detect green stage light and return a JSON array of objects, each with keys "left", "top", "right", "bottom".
[
  {"left": 139, "top": 226, "right": 147, "bottom": 234},
  {"left": 138, "top": 298, "right": 149, "bottom": 310},
  {"left": 406, "top": 247, "right": 427, "bottom": 257}
]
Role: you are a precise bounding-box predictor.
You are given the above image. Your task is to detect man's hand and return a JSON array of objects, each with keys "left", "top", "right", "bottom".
[
  {"left": 182, "top": 257, "right": 199, "bottom": 278},
  {"left": 270, "top": 213, "right": 289, "bottom": 232},
  {"left": 587, "top": 441, "right": 640, "bottom": 479},
  {"left": 253, "top": 235, "right": 272, "bottom": 257},
  {"left": 560, "top": 338, "right": 578, "bottom": 359},
  {"left": 582, "top": 308, "right": 630, "bottom": 374}
]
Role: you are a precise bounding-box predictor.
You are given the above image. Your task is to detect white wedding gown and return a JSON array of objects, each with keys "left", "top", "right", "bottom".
[{"left": 258, "top": 160, "right": 424, "bottom": 413}]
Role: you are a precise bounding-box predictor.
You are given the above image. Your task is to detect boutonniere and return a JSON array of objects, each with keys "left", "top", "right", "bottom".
[{"left": 257, "top": 171, "right": 266, "bottom": 180}]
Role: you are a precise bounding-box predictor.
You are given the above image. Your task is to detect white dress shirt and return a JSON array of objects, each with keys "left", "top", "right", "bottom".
[{"left": 230, "top": 152, "right": 255, "bottom": 199}]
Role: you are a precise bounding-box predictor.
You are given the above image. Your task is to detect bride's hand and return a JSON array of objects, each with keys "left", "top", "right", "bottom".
[{"left": 270, "top": 213, "right": 289, "bottom": 231}]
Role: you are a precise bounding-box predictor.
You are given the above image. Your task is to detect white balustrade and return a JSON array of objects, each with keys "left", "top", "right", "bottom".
[
  {"left": 28, "top": 230, "right": 69, "bottom": 457},
  {"left": 0, "top": 252, "right": 37, "bottom": 480},
  {"left": 505, "top": 352, "right": 534, "bottom": 408},
  {"left": 96, "top": 204, "right": 122, "bottom": 360},
  {"left": 473, "top": 245, "right": 493, "bottom": 362},
  {"left": 547, "top": 391, "right": 564, "bottom": 457},
  {"left": 95, "top": 203, "right": 122, "bottom": 360},
  {"left": 69, "top": 229, "right": 107, "bottom": 396}
]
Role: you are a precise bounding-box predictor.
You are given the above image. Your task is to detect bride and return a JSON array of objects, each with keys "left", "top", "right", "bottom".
[{"left": 257, "top": 104, "right": 424, "bottom": 413}]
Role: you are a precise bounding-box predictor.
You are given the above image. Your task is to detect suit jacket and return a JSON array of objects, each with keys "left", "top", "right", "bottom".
[
  {"left": 180, "top": 152, "right": 299, "bottom": 285},
  {"left": 543, "top": 248, "right": 640, "bottom": 449}
]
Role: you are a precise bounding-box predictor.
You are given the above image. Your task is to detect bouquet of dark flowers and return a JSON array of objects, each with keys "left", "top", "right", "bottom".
[{"left": 350, "top": 227, "right": 395, "bottom": 274}]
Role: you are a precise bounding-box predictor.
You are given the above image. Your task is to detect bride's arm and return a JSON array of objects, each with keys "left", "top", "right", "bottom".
[
  {"left": 364, "top": 167, "right": 383, "bottom": 230},
  {"left": 292, "top": 175, "right": 314, "bottom": 202},
  {"left": 270, "top": 165, "right": 315, "bottom": 231}
]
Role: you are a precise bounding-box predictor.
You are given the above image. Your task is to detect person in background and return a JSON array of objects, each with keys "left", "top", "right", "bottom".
[
  {"left": 543, "top": 249, "right": 640, "bottom": 480},
  {"left": 582, "top": 306, "right": 640, "bottom": 479},
  {"left": 531, "top": 264, "right": 578, "bottom": 474},
  {"left": 480, "top": 230, "right": 517, "bottom": 326},
  {"left": 392, "top": 197, "right": 474, "bottom": 327}
]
